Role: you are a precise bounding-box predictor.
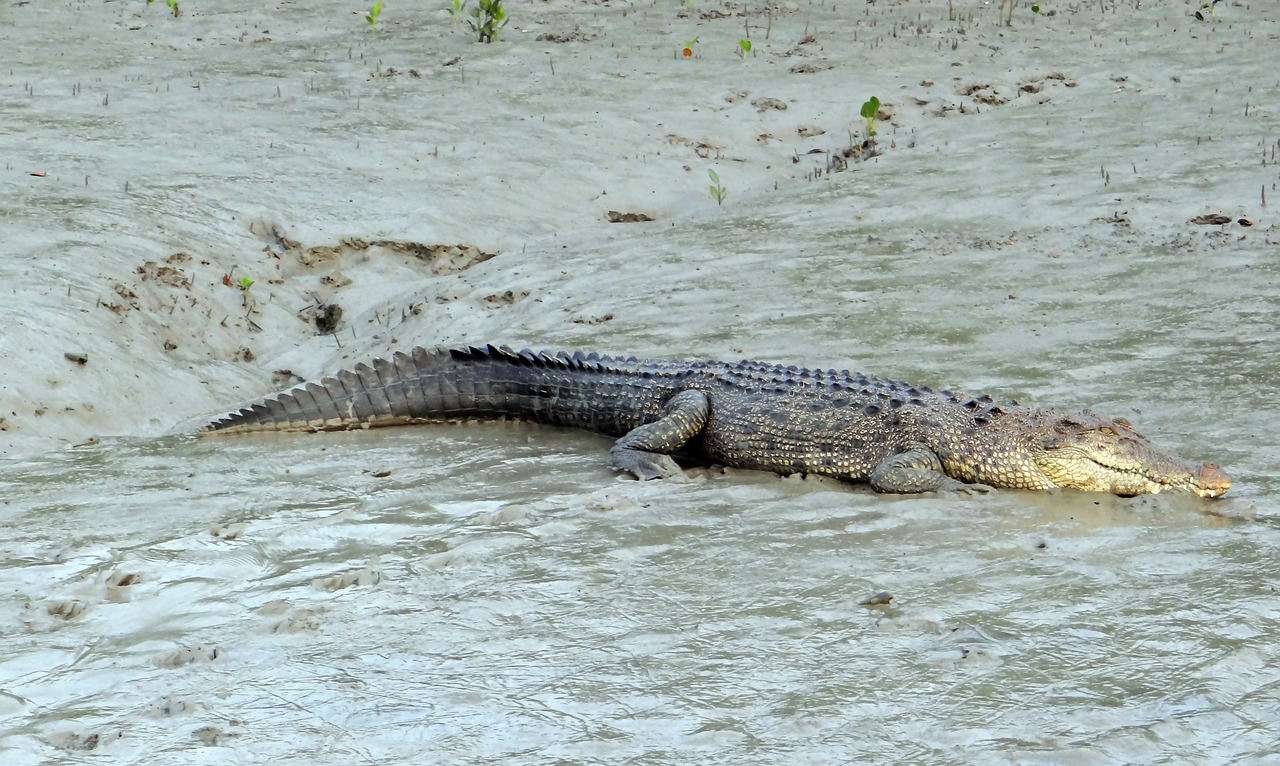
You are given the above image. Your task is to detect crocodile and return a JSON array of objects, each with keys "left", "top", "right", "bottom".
[{"left": 201, "top": 344, "right": 1231, "bottom": 498}]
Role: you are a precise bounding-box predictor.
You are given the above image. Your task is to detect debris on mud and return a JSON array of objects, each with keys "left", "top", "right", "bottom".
[
  {"left": 137, "top": 260, "right": 192, "bottom": 289},
  {"left": 1190, "top": 214, "right": 1232, "bottom": 225},
  {"left": 310, "top": 303, "right": 343, "bottom": 335},
  {"left": 860, "top": 591, "right": 894, "bottom": 607},
  {"left": 607, "top": 211, "right": 654, "bottom": 223},
  {"left": 827, "top": 139, "right": 880, "bottom": 171}
]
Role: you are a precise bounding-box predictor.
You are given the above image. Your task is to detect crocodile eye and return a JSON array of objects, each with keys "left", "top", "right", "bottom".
[{"left": 1099, "top": 427, "right": 1115, "bottom": 436}]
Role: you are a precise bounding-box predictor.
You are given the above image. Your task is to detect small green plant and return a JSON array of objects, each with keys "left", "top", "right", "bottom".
[
  {"left": 680, "top": 36, "right": 700, "bottom": 58},
  {"left": 366, "top": 0, "right": 384, "bottom": 30},
  {"left": 859, "top": 96, "right": 881, "bottom": 138},
  {"left": 167, "top": 0, "right": 179, "bottom": 17},
  {"left": 468, "top": 0, "right": 507, "bottom": 43},
  {"left": 447, "top": 0, "right": 466, "bottom": 24},
  {"left": 1195, "top": 0, "right": 1221, "bottom": 20},
  {"left": 738, "top": 39, "right": 752, "bottom": 61},
  {"left": 238, "top": 276, "right": 255, "bottom": 292},
  {"left": 708, "top": 169, "right": 727, "bottom": 206}
]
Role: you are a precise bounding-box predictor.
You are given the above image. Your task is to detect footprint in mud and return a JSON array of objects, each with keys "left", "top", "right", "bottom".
[
  {"left": 193, "top": 725, "right": 240, "bottom": 747},
  {"left": 312, "top": 563, "right": 383, "bottom": 592},
  {"left": 46, "top": 600, "right": 87, "bottom": 620},
  {"left": 152, "top": 645, "right": 221, "bottom": 668},
  {"left": 49, "top": 729, "right": 124, "bottom": 751},
  {"left": 483, "top": 289, "right": 530, "bottom": 306},
  {"left": 211, "top": 522, "right": 248, "bottom": 541},
  {"left": 924, "top": 645, "right": 1003, "bottom": 669},
  {"left": 146, "top": 695, "right": 199, "bottom": 717},
  {"left": 265, "top": 613, "right": 322, "bottom": 634},
  {"left": 572, "top": 312, "right": 614, "bottom": 326},
  {"left": 256, "top": 599, "right": 323, "bottom": 634},
  {"left": 104, "top": 569, "right": 142, "bottom": 603},
  {"left": 469, "top": 503, "right": 538, "bottom": 526}
]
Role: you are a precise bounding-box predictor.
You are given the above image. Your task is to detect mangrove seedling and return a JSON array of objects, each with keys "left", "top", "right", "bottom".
[
  {"left": 447, "top": 0, "right": 466, "bottom": 24},
  {"left": 167, "top": 0, "right": 179, "bottom": 17},
  {"left": 367, "top": 0, "right": 384, "bottom": 30},
  {"left": 238, "top": 276, "right": 255, "bottom": 292},
  {"left": 468, "top": 0, "right": 507, "bottom": 43},
  {"left": 738, "top": 39, "right": 752, "bottom": 61},
  {"left": 708, "top": 169, "right": 727, "bottom": 206},
  {"left": 1195, "top": 0, "right": 1222, "bottom": 20},
  {"left": 860, "top": 96, "right": 881, "bottom": 138},
  {"left": 680, "top": 36, "right": 700, "bottom": 58}
]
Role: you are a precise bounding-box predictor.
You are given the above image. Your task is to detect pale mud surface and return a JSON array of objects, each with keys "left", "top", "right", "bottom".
[{"left": 2, "top": 0, "right": 1279, "bottom": 763}]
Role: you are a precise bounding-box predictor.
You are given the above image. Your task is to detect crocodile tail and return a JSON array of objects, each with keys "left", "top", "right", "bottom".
[{"left": 200, "top": 344, "right": 668, "bottom": 436}]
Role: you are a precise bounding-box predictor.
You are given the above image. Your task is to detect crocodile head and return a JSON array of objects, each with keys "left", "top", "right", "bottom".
[{"left": 1030, "top": 410, "right": 1231, "bottom": 498}]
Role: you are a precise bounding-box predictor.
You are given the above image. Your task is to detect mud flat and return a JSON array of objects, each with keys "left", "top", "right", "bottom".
[{"left": 0, "top": 1, "right": 1277, "bottom": 764}]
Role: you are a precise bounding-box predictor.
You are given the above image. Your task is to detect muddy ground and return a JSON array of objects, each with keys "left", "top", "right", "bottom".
[{"left": 1, "top": 1, "right": 1278, "bottom": 763}]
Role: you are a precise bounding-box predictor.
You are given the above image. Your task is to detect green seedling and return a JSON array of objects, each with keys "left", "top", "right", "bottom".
[
  {"left": 468, "top": 0, "right": 507, "bottom": 43},
  {"left": 1195, "top": 0, "right": 1222, "bottom": 20},
  {"left": 860, "top": 96, "right": 881, "bottom": 138},
  {"left": 167, "top": 0, "right": 179, "bottom": 17},
  {"left": 238, "top": 276, "right": 255, "bottom": 292},
  {"left": 447, "top": 0, "right": 466, "bottom": 24},
  {"left": 708, "top": 169, "right": 727, "bottom": 206},
  {"left": 738, "top": 39, "right": 752, "bottom": 61},
  {"left": 680, "top": 36, "right": 700, "bottom": 58},
  {"left": 367, "top": 0, "right": 384, "bottom": 30}
]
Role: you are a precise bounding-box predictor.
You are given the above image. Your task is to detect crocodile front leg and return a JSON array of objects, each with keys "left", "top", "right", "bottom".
[
  {"left": 869, "top": 446, "right": 993, "bottom": 494},
  {"left": 609, "top": 389, "right": 710, "bottom": 480}
]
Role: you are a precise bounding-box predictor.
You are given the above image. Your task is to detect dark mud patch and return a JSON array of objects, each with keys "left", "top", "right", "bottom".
[
  {"left": 607, "top": 211, "right": 654, "bottom": 223},
  {"left": 1190, "top": 213, "right": 1233, "bottom": 226},
  {"left": 250, "top": 220, "right": 498, "bottom": 274},
  {"left": 296, "top": 239, "right": 497, "bottom": 275},
  {"left": 307, "top": 302, "right": 344, "bottom": 335}
]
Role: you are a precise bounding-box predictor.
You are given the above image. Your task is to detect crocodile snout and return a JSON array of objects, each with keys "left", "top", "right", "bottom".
[{"left": 1194, "top": 462, "right": 1232, "bottom": 498}]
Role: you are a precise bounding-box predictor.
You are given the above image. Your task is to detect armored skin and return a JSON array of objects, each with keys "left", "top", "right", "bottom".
[{"left": 202, "top": 345, "right": 1231, "bottom": 498}]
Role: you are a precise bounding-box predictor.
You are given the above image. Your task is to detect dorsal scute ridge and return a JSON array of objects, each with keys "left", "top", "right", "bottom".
[{"left": 333, "top": 345, "right": 1001, "bottom": 406}]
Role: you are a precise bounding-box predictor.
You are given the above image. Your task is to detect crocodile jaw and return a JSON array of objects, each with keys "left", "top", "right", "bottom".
[
  {"left": 1036, "top": 450, "right": 1232, "bottom": 498},
  {"left": 1026, "top": 410, "right": 1232, "bottom": 498}
]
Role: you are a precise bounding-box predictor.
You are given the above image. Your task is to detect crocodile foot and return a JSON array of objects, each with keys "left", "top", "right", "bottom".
[{"left": 611, "top": 449, "right": 683, "bottom": 481}]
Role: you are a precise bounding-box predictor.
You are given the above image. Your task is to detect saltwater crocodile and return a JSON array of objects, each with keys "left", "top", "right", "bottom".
[{"left": 202, "top": 344, "right": 1231, "bottom": 498}]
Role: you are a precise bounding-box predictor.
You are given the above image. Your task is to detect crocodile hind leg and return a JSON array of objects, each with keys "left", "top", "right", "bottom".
[
  {"left": 609, "top": 389, "right": 710, "bottom": 480},
  {"left": 869, "top": 446, "right": 993, "bottom": 494}
]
